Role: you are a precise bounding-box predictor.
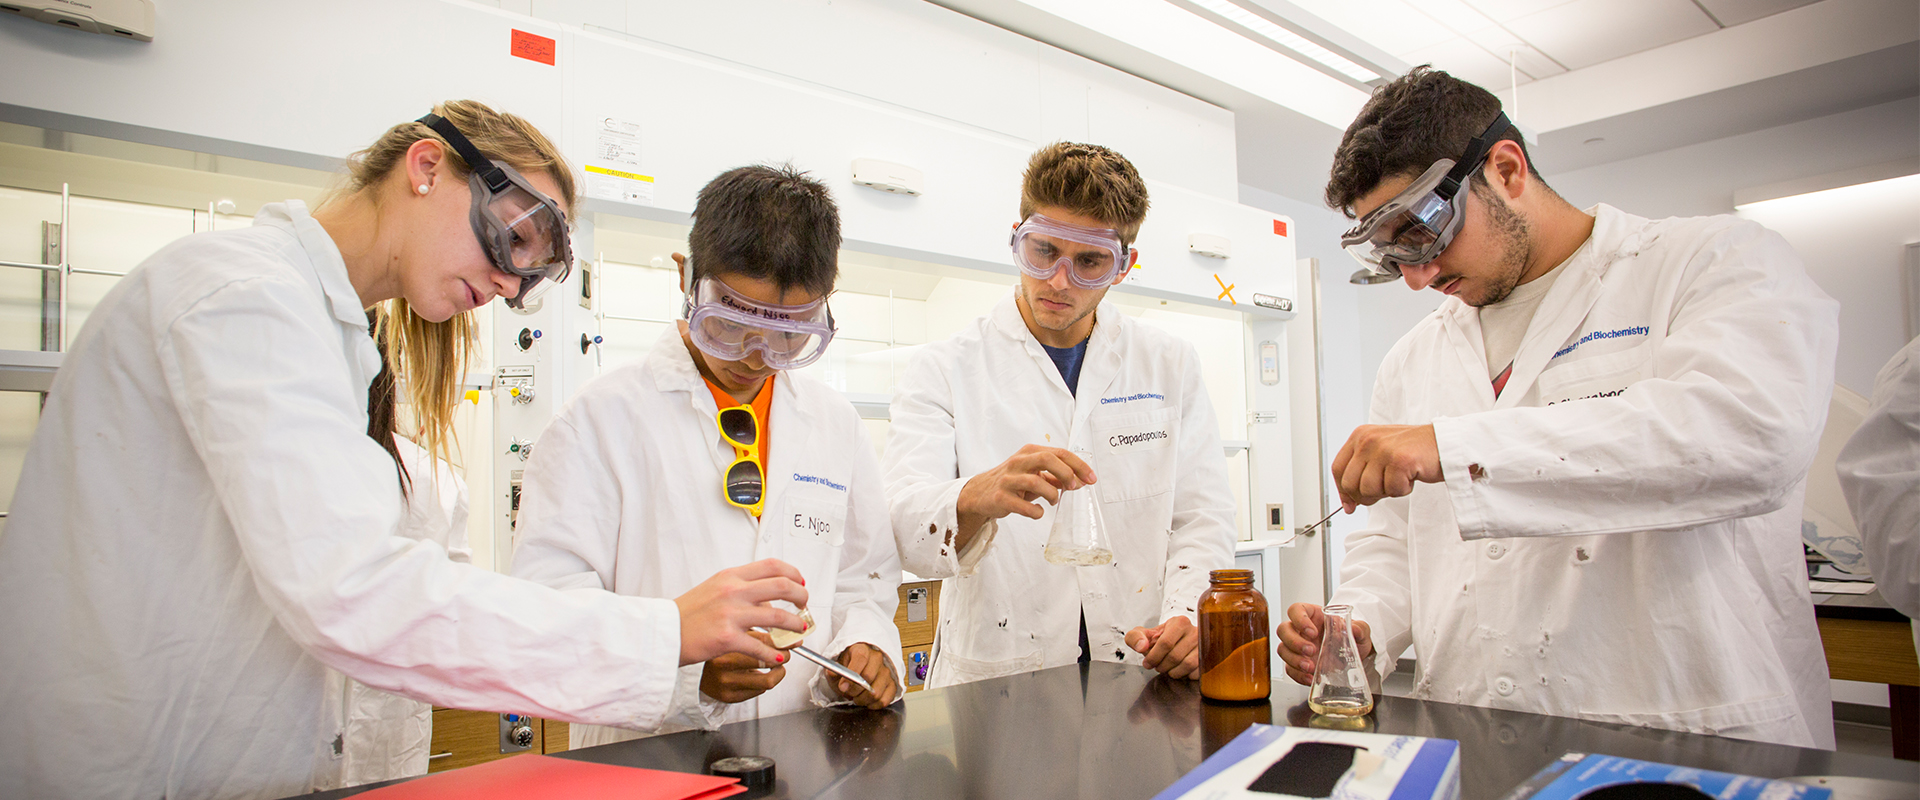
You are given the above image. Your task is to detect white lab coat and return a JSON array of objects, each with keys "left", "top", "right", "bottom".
[
  {"left": 884, "top": 292, "right": 1236, "bottom": 687},
  {"left": 1332, "top": 204, "right": 1838, "bottom": 748},
  {"left": 1836, "top": 335, "right": 1920, "bottom": 655},
  {"left": 316, "top": 437, "right": 472, "bottom": 791},
  {"left": 0, "top": 202, "right": 683, "bottom": 800},
  {"left": 510, "top": 326, "right": 903, "bottom": 748}
]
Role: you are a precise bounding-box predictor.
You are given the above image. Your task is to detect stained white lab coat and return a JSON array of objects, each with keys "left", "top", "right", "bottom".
[
  {"left": 510, "top": 326, "right": 902, "bottom": 748},
  {"left": 1332, "top": 205, "right": 1838, "bottom": 748},
  {"left": 316, "top": 437, "right": 472, "bottom": 791},
  {"left": 1836, "top": 336, "right": 1920, "bottom": 655},
  {"left": 884, "top": 293, "right": 1236, "bottom": 687},
  {"left": 0, "top": 202, "right": 682, "bottom": 800}
]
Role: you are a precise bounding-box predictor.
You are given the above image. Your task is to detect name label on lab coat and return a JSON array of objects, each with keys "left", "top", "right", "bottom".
[
  {"left": 785, "top": 496, "right": 846, "bottom": 546},
  {"left": 1106, "top": 427, "right": 1171, "bottom": 452}
]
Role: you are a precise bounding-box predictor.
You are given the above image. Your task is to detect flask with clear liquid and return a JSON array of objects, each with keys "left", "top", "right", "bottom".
[
  {"left": 1042, "top": 449, "right": 1113, "bottom": 566},
  {"left": 1307, "top": 604, "right": 1374, "bottom": 717}
]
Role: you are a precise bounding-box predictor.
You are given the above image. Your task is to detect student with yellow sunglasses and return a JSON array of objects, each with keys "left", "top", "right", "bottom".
[{"left": 510, "top": 165, "right": 902, "bottom": 747}]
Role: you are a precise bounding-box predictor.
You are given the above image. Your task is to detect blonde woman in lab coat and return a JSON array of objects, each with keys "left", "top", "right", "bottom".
[
  {"left": 0, "top": 101, "right": 808, "bottom": 800},
  {"left": 511, "top": 165, "right": 902, "bottom": 747},
  {"left": 1278, "top": 68, "right": 1838, "bottom": 748},
  {"left": 314, "top": 330, "right": 474, "bottom": 790}
]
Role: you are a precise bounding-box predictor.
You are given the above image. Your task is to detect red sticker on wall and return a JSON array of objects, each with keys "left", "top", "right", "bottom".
[
  {"left": 511, "top": 29, "right": 556, "bottom": 65},
  {"left": 1272, "top": 219, "right": 1289, "bottom": 237}
]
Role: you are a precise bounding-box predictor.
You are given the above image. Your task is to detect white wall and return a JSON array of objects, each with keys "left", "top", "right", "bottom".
[
  {"left": 1550, "top": 98, "right": 1919, "bottom": 220},
  {"left": 0, "top": 0, "right": 1284, "bottom": 305},
  {"left": 1737, "top": 174, "right": 1920, "bottom": 395}
]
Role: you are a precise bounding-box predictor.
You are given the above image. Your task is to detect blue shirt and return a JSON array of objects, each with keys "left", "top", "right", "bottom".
[{"left": 1041, "top": 338, "right": 1090, "bottom": 396}]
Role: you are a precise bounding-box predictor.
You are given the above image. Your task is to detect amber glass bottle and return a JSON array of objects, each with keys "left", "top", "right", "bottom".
[{"left": 1198, "top": 568, "right": 1270, "bottom": 702}]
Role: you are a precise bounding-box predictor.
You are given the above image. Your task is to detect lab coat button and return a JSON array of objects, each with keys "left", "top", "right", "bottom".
[
  {"left": 1486, "top": 542, "right": 1506, "bottom": 560},
  {"left": 1494, "top": 677, "right": 1515, "bottom": 696}
]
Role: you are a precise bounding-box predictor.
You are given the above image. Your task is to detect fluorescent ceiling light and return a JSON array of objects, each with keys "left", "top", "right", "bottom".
[
  {"left": 1734, "top": 172, "right": 1920, "bottom": 211},
  {"left": 1014, "top": 0, "right": 1370, "bottom": 129},
  {"left": 1186, "top": 0, "right": 1377, "bottom": 82}
]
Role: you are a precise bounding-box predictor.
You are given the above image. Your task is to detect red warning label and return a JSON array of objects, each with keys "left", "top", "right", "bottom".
[
  {"left": 511, "top": 29, "right": 556, "bottom": 65},
  {"left": 1273, "top": 219, "right": 1289, "bottom": 237}
]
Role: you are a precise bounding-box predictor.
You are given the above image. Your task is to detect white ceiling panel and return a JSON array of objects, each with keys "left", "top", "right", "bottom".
[
  {"left": 1398, "top": 36, "right": 1524, "bottom": 90},
  {"left": 1407, "top": 0, "right": 1499, "bottom": 33},
  {"left": 1460, "top": 26, "right": 1569, "bottom": 78},
  {"left": 1503, "top": 0, "right": 1717, "bottom": 70},
  {"left": 1458, "top": 0, "right": 1579, "bottom": 22},
  {"left": 1282, "top": 0, "right": 1446, "bottom": 57},
  {"left": 1694, "top": 0, "right": 1823, "bottom": 27}
]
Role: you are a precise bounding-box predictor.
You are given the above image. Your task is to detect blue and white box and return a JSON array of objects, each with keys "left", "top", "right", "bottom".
[
  {"left": 1152, "top": 724, "right": 1460, "bottom": 800},
  {"left": 1497, "top": 753, "right": 1833, "bottom": 800}
]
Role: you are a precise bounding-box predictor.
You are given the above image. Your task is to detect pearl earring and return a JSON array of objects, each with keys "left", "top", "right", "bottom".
[{"left": 417, "top": 184, "right": 430, "bottom": 195}]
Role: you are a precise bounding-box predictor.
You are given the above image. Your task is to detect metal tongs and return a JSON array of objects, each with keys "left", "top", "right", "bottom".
[
  {"left": 753, "top": 627, "right": 874, "bottom": 695},
  {"left": 788, "top": 643, "right": 874, "bottom": 695},
  {"left": 1298, "top": 507, "right": 1343, "bottom": 536},
  {"left": 1287, "top": 507, "right": 1348, "bottom": 544}
]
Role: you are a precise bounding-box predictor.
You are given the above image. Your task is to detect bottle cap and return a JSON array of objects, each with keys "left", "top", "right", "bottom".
[{"left": 709, "top": 755, "right": 776, "bottom": 790}]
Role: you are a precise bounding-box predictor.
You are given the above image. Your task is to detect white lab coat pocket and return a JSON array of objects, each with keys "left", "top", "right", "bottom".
[
  {"left": 1091, "top": 407, "right": 1178, "bottom": 502},
  {"left": 1537, "top": 343, "right": 1652, "bottom": 407},
  {"left": 1579, "top": 692, "right": 1802, "bottom": 744},
  {"left": 935, "top": 650, "right": 1045, "bottom": 686},
  {"left": 780, "top": 493, "right": 847, "bottom": 547}
]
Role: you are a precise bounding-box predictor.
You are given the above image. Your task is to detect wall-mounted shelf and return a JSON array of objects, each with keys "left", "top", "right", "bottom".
[{"left": 0, "top": 350, "right": 62, "bottom": 393}]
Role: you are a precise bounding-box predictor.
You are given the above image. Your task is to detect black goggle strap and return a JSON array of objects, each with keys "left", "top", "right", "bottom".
[
  {"left": 1436, "top": 112, "right": 1512, "bottom": 201},
  {"left": 417, "top": 114, "right": 513, "bottom": 195}
]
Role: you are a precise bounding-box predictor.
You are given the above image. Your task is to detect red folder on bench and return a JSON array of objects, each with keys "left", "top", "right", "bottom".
[{"left": 356, "top": 753, "right": 746, "bottom": 800}]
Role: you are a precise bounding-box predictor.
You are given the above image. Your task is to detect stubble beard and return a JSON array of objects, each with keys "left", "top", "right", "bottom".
[{"left": 1467, "top": 191, "right": 1535, "bottom": 309}]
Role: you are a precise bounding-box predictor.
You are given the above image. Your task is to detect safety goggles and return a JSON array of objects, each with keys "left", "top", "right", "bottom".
[
  {"left": 683, "top": 272, "right": 836, "bottom": 370},
  {"left": 417, "top": 114, "right": 573, "bottom": 309},
  {"left": 717, "top": 404, "right": 764, "bottom": 516},
  {"left": 1009, "top": 213, "right": 1132, "bottom": 290},
  {"left": 1340, "top": 112, "right": 1512, "bottom": 281}
]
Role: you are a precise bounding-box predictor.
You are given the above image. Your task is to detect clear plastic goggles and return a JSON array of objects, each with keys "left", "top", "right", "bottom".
[
  {"left": 1339, "top": 158, "right": 1469, "bottom": 279},
  {"left": 1340, "top": 112, "right": 1512, "bottom": 281},
  {"left": 1010, "top": 213, "right": 1131, "bottom": 290},
  {"left": 419, "top": 114, "right": 573, "bottom": 309},
  {"left": 684, "top": 276, "right": 836, "bottom": 369}
]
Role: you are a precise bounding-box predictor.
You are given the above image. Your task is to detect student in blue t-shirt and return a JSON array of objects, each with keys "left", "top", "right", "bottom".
[{"left": 881, "top": 142, "right": 1237, "bottom": 687}]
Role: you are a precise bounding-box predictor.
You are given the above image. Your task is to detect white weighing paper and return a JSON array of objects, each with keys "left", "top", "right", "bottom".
[{"left": 1809, "top": 580, "right": 1877, "bottom": 595}]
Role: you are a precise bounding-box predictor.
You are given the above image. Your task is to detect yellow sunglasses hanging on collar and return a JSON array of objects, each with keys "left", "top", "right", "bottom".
[{"left": 717, "top": 405, "right": 764, "bottom": 517}]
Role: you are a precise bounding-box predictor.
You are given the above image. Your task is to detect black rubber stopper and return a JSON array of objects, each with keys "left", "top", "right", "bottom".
[{"left": 709, "top": 755, "right": 776, "bottom": 789}]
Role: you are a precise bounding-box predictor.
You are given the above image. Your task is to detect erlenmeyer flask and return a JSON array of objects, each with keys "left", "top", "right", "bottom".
[
  {"left": 1042, "top": 449, "right": 1113, "bottom": 566},
  {"left": 1307, "top": 604, "right": 1374, "bottom": 717}
]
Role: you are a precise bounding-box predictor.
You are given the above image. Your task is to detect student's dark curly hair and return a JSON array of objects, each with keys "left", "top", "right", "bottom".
[{"left": 1325, "top": 66, "right": 1546, "bottom": 217}]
